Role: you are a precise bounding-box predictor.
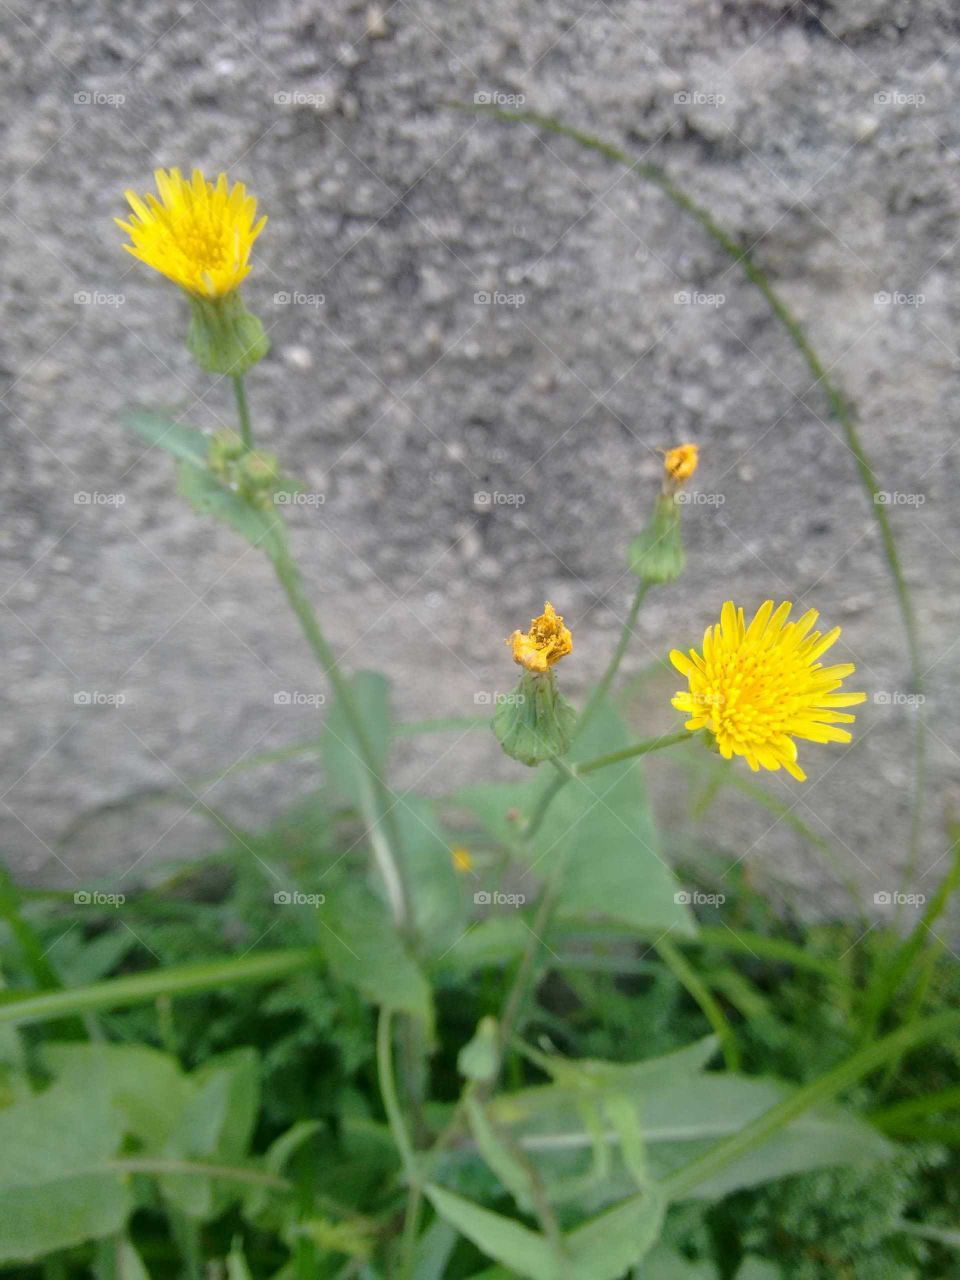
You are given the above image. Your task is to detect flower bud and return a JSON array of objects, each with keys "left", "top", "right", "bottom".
[
  {"left": 187, "top": 292, "right": 269, "bottom": 377},
  {"left": 493, "top": 669, "right": 577, "bottom": 767},
  {"left": 628, "top": 492, "right": 685, "bottom": 584}
]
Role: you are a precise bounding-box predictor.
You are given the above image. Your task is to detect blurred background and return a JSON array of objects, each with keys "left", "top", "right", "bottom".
[{"left": 2, "top": 0, "right": 957, "bottom": 909}]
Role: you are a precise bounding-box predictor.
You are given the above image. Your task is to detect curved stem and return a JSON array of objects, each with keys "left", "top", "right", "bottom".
[
  {"left": 574, "top": 581, "right": 649, "bottom": 740},
  {"left": 233, "top": 374, "right": 253, "bottom": 449}
]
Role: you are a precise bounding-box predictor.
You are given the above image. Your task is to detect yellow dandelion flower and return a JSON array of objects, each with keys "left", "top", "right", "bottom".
[
  {"left": 509, "top": 602, "right": 573, "bottom": 674},
  {"left": 116, "top": 168, "right": 267, "bottom": 299},
  {"left": 670, "top": 600, "right": 866, "bottom": 782},
  {"left": 661, "top": 443, "right": 699, "bottom": 485},
  {"left": 451, "top": 845, "right": 473, "bottom": 874}
]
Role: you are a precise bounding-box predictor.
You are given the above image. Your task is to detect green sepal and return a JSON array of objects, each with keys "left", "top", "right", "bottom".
[
  {"left": 492, "top": 669, "right": 577, "bottom": 767},
  {"left": 458, "top": 1016, "right": 500, "bottom": 1084},
  {"left": 186, "top": 292, "right": 269, "bottom": 376},
  {"left": 628, "top": 492, "right": 685, "bottom": 584}
]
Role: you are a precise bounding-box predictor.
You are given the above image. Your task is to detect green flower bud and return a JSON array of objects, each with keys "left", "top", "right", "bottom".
[
  {"left": 207, "top": 428, "right": 246, "bottom": 477},
  {"left": 628, "top": 492, "right": 685, "bottom": 584},
  {"left": 186, "top": 292, "right": 269, "bottom": 377},
  {"left": 237, "top": 449, "right": 280, "bottom": 508},
  {"left": 493, "top": 669, "right": 577, "bottom": 767},
  {"left": 458, "top": 1015, "right": 500, "bottom": 1084}
]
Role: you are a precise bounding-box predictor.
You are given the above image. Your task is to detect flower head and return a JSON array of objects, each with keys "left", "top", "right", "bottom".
[
  {"left": 509, "top": 602, "right": 573, "bottom": 674},
  {"left": 670, "top": 600, "right": 866, "bottom": 781},
  {"left": 662, "top": 443, "right": 699, "bottom": 486},
  {"left": 116, "top": 168, "right": 266, "bottom": 299}
]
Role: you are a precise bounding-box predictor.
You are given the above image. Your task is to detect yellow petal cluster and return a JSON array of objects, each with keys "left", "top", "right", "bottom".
[
  {"left": 670, "top": 600, "right": 866, "bottom": 781},
  {"left": 509, "top": 602, "right": 573, "bottom": 674},
  {"left": 662, "top": 443, "right": 699, "bottom": 485},
  {"left": 116, "top": 168, "right": 266, "bottom": 299}
]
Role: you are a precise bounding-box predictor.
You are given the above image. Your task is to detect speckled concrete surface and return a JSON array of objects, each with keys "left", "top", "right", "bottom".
[{"left": 1, "top": 0, "right": 958, "bottom": 913}]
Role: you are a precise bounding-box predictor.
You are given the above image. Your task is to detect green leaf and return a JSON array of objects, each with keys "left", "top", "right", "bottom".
[
  {"left": 244, "top": 1119, "right": 322, "bottom": 1221},
  {"left": 41, "top": 1043, "right": 192, "bottom": 1151},
  {"left": 424, "top": 1185, "right": 562, "bottom": 1280},
  {"left": 117, "top": 1240, "right": 152, "bottom": 1280},
  {"left": 126, "top": 410, "right": 209, "bottom": 466},
  {"left": 0, "top": 1076, "right": 131, "bottom": 1262},
  {"left": 318, "top": 879, "right": 432, "bottom": 1029},
  {"left": 564, "top": 1185, "right": 664, "bottom": 1277},
  {"left": 393, "top": 793, "right": 464, "bottom": 956},
  {"left": 735, "top": 1260, "right": 783, "bottom": 1280},
  {"left": 177, "top": 461, "right": 289, "bottom": 564},
  {"left": 643, "top": 1244, "right": 719, "bottom": 1279}
]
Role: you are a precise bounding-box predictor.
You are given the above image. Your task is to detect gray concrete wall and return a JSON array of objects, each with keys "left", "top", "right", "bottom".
[{"left": 2, "top": 0, "right": 957, "bottom": 913}]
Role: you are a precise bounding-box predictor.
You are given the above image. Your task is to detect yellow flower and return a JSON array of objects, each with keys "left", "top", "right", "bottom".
[
  {"left": 662, "top": 443, "right": 699, "bottom": 485},
  {"left": 509, "top": 602, "right": 573, "bottom": 674},
  {"left": 116, "top": 168, "right": 267, "bottom": 299},
  {"left": 451, "top": 845, "right": 474, "bottom": 874},
  {"left": 670, "top": 600, "right": 866, "bottom": 782}
]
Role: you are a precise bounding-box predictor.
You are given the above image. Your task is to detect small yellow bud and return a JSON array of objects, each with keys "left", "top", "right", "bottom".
[
  {"left": 662, "top": 443, "right": 699, "bottom": 486},
  {"left": 508, "top": 602, "right": 573, "bottom": 674},
  {"left": 451, "top": 845, "right": 473, "bottom": 874}
]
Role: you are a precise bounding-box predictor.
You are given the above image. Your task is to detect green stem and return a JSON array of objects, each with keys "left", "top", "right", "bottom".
[
  {"left": 377, "top": 1008, "right": 418, "bottom": 1186},
  {"left": 661, "top": 1009, "right": 960, "bottom": 1202},
  {"left": 271, "top": 547, "right": 411, "bottom": 936},
  {"left": 654, "top": 936, "right": 740, "bottom": 1071},
  {"left": 574, "top": 582, "right": 649, "bottom": 739},
  {"left": 107, "top": 1157, "right": 290, "bottom": 1189},
  {"left": 576, "top": 729, "right": 692, "bottom": 776},
  {"left": 233, "top": 374, "right": 252, "bottom": 449}
]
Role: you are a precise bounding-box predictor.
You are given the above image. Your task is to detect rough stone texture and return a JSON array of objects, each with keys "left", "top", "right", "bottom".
[{"left": 2, "top": 0, "right": 958, "bottom": 916}]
